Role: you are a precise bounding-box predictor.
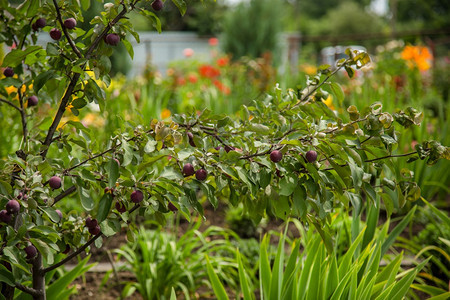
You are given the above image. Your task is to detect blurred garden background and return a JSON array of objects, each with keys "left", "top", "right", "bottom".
[{"left": 0, "top": 0, "right": 449, "bottom": 299}]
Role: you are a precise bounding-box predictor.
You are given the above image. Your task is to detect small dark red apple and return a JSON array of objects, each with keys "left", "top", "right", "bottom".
[
  {"left": 105, "top": 33, "right": 120, "bottom": 46},
  {"left": 305, "top": 150, "right": 318, "bottom": 163},
  {"left": 25, "top": 245, "right": 37, "bottom": 259},
  {"left": 130, "top": 190, "right": 144, "bottom": 203},
  {"left": 50, "top": 28, "right": 62, "bottom": 40},
  {"left": 35, "top": 18, "right": 46, "bottom": 28},
  {"left": 115, "top": 201, "right": 126, "bottom": 213},
  {"left": 3, "top": 67, "right": 14, "bottom": 77},
  {"left": 85, "top": 217, "right": 98, "bottom": 228},
  {"left": 49, "top": 176, "right": 62, "bottom": 189},
  {"left": 224, "top": 145, "right": 234, "bottom": 153},
  {"left": 6, "top": 200, "right": 20, "bottom": 214},
  {"left": 187, "top": 132, "right": 196, "bottom": 147},
  {"left": 63, "top": 18, "right": 77, "bottom": 29},
  {"left": 0, "top": 210, "right": 12, "bottom": 223},
  {"left": 195, "top": 168, "right": 207, "bottom": 181},
  {"left": 270, "top": 150, "right": 283, "bottom": 163},
  {"left": 151, "top": 0, "right": 164, "bottom": 11},
  {"left": 28, "top": 95, "right": 38, "bottom": 107},
  {"left": 89, "top": 224, "right": 101, "bottom": 235},
  {"left": 183, "top": 163, "right": 195, "bottom": 177}
]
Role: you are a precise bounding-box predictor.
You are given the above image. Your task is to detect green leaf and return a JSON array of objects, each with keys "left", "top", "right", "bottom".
[
  {"left": 248, "top": 123, "right": 270, "bottom": 133},
  {"left": 138, "top": 9, "right": 162, "bottom": 32},
  {"left": 2, "top": 46, "right": 41, "bottom": 67},
  {"left": 0, "top": 265, "right": 13, "bottom": 286},
  {"left": 108, "top": 158, "right": 120, "bottom": 188},
  {"left": 205, "top": 255, "right": 229, "bottom": 300},
  {"left": 41, "top": 207, "right": 61, "bottom": 223},
  {"left": 279, "top": 174, "right": 298, "bottom": 196},
  {"left": 348, "top": 157, "right": 363, "bottom": 191},
  {"left": 122, "top": 39, "right": 134, "bottom": 60},
  {"left": 47, "top": 256, "right": 95, "bottom": 299},
  {"left": 329, "top": 82, "right": 344, "bottom": 104},
  {"left": 97, "top": 194, "right": 113, "bottom": 223},
  {"left": 34, "top": 70, "right": 56, "bottom": 93},
  {"left": 30, "top": 238, "right": 54, "bottom": 265},
  {"left": 381, "top": 206, "right": 416, "bottom": 256},
  {"left": 171, "top": 0, "right": 187, "bottom": 16},
  {"left": 80, "top": 0, "right": 90, "bottom": 10},
  {"left": 237, "top": 249, "right": 253, "bottom": 300}
]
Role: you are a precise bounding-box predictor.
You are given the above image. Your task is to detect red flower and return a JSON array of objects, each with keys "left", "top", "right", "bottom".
[
  {"left": 213, "top": 80, "right": 231, "bottom": 95},
  {"left": 209, "top": 37, "right": 219, "bottom": 46},
  {"left": 188, "top": 74, "right": 198, "bottom": 83},
  {"left": 216, "top": 56, "right": 229, "bottom": 67},
  {"left": 176, "top": 77, "right": 186, "bottom": 85},
  {"left": 199, "top": 65, "right": 220, "bottom": 78}
]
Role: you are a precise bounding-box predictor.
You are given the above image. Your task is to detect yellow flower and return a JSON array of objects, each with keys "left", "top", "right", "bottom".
[
  {"left": 5, "top": 84, "right": 32, "bottom": 101},
  {"left": 160, "top": 108, "right": 171, "bottom": 119},
  {"left": 81, "top": 112, "right": 105, "bottom": 128},
  {"left": 323, "top": 95, "right": 335, "bottom": 111},
  {"left": 300, "top": 64, "right": 317, "bottom": 75}
]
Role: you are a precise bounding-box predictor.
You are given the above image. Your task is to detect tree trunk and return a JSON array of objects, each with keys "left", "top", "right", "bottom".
[{"left": 32, "top": 253, "right": 46, "bottom": 300}]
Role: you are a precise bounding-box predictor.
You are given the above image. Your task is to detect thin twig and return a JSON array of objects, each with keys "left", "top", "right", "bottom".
[
  {"left": 0, "top": 98, "right": 22, "bottom": 112},
  {"left": 52, "top": 0, "right": 82, "bottom": 58},
  {"left": 41, "top": 231, "right": 103, "bottom": 274},
  {"left": 15, "top": 283, "right": 43, "bottom": 297},
  {"left": 41, "top": 2, "right": 140, "bottom": 158},
  {"left": 51, "top": 185, "right": 77, "bottom": 206},
  {"left": 42, "top": 203, "right": 140, "bottom": 274},
  {"left": 17, "top": 85, "right": 28, "bottom": 148},
  {"left": 364, "top": 151, "right": 417, "bottom": 163},
  {"left": 292, "top": 59, "right": 350, "bottom": 109}
]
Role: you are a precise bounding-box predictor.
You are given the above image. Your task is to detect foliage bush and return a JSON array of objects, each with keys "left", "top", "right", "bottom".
[
  {"left": 108, "top": 221, "right": 239, "bottom": 299},
  {"left": 0, "top": 0, "right": 448, "bottom": 299}
]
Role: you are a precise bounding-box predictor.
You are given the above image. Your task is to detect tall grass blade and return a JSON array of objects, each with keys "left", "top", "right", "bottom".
[
  {"left": 205, "top": 255, "right": 229, "bottom": 300},
  {"left": 381, "top": 205, "right": 417, "bottom": 256},
  {"left": 387, "top": 257, "right": 431, "bottom": 300},
  {"left": 237, "top": 249, "right": 253, "bottom": 300},
  {"left": 259, "top": 235, "right": 271, "bottom": 300}
]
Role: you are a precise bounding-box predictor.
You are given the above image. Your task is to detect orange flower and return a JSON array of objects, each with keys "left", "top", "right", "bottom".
[
  {"left": 160, "top": 108, "right": 171, "bottom": 119},
  {"left": 400, "top": 45, "right": 433, "bottom": 71}
]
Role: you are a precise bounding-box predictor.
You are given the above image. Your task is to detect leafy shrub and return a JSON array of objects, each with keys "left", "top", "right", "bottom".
[{"left": 109, "top": 221, "right": 239, "bottom": 299}]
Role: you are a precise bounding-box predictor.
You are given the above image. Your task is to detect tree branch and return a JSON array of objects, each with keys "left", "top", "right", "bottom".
[
  {"left": 291, "top": 59, "right": 350, "bottom": 109},
  {"left": 52, "top": 0, "right": 82, "bottom": 58},
  {"left": 41, "top": 231, "right": 102, "bottom": 274},
  {"left": 85, "top": 4, "right": 129, "bottom": 59},
  {"left": 42, "top": 203, "right": 141, "bottom": 274},
  {"left": 41, "top": 2, "right": 139, "bottom": 158},
  {"left": 17, "top": 86, "right": 28, "bottom": 148},
  {"left": 364, "top": 151, "right": 417, "bottom": 163},
  {"left": 40, "top": 72, "right": 81, "bottom": 158},
  {"left": 51, "top": 185, "right": 77, "bottom": 206},
  {"left": 0, "top": 98, "right": 22, "bottom": 112},
  {"left": 64, "top": 145, "right": 117, "bottom": 174},
  {"left": 15, "top": 283, "right": 43, "bottom": 297}
]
